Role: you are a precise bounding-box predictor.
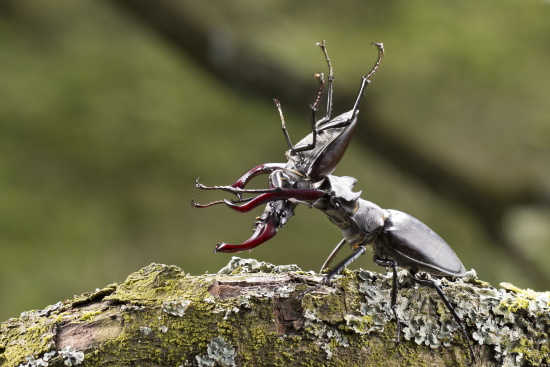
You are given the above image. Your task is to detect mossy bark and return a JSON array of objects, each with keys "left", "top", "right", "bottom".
[{"left": 1, "top": 258, "right": 548, "bottom": 367}]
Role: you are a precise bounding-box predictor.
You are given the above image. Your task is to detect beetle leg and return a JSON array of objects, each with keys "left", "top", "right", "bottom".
[
  {"left": 319, "top": 238, "right": 347, "bottom": 273},
  {"left": 191, "top": 185, "right": 276, "bottom": 208},
  {"left": 298, "top": 245, "right": 367, "bottom": 300},
  {"left": 194, "top": 163, "right": 285, "bottom": 200},
  {"left": 195, "top": 178, "right": 279, "bottom": 195},
  {"left": 374, "top": 257, "right": 401, "bottom": 345},
  {"left": 279, "top": 41, "right": 334, "bottom": 153},
  {"left": 350, "top": 43, "right": 384, "bottom": 122},
  {"left": 412, "top": 275, "right": 476, "bottom": 365},
  {"left": 274, "top": 98, "right": 294, "bottom": 151},
  {"left": 290, "top": 73, "right": 324, "bottom": 154},
  {"left": 322, "top": 245, "right": 367, "bottom": 284},
  {"left": 191, "top": 198, "right": 230, "bottom": 208},
  {"left": 316, "top": 40, "right": 334, "bottom": 127}
]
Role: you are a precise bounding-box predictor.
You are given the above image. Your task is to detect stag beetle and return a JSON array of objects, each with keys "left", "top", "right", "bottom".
[
  {"left": 192, "top": 41, "right": 475, "bottom": 363},
  {"left": 193, "top": 41, "right": 384, "bottom": 252}
]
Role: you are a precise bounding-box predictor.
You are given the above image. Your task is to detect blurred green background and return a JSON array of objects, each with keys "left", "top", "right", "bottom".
[{"left": 1, "top": 0, "right": 549, "bottom": 321}]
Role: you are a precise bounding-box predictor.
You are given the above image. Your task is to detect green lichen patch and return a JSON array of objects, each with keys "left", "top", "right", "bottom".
[
  {"left": 301, "top": 290, "right": 347, "bottom": 325},
  {"left": 78, "top": 311, "right": 102, "bottom": 323},
  {"left": 103, "top": 263, "right": 200, "bottom": 305}
]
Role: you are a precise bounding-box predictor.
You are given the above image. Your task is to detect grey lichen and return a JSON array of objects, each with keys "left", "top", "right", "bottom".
[
  {"left": 196, "top": 337, "right": 237, "bottom": 367},
  {"left": 18, "top": 347, "right": 84, "bottom": 367},
  {"left": 338, "top": 267, "right": 550, "bottom": 366},
  {"left": 139, "top": 326, "right": 152, "bottom": 335},
  {"left": 58, "top": 346, "right": 84, "bottom": 366},
  {"left": 162, "top": 299, "right": 191, "bottom": 317},
  {"left": 217, "top": 256, "right": 303, "bottom": 275},
  {"left": 17, "top": 351, "right": 56, "bottom": 367},
  {"left": 356, "top": 268, "right": 463, "bottom": 348}
]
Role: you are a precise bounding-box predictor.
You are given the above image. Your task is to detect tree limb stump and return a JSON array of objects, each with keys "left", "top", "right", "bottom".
[{"left": 1, "top": 258, "right": 548, "bottom": 366}]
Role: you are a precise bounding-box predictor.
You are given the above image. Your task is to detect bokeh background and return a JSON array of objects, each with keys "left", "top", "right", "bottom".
[{"left": 1, "top": 0, "right": 549, "bottom": 321}]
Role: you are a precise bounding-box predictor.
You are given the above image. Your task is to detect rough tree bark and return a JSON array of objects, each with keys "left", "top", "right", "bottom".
[{"left": 1, "top": 258, "right": 548, "bottom": 367}]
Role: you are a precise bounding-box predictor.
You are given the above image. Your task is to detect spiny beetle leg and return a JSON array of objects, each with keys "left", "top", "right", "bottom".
[
  {"left": 223, "top": 188, "right": 327, "bottom": 213},
  {"left": 191, "top": 192, "right": 257, "bottom": 209},
  {"left": 374, "top": 257, "right": 401, "bottom": 345},
  {"left": 195, "top": 177, "right": 282, "bottom": 198},
  {"left": 290, "top": 73, "right": 324, "bottom": 154},
  {"left": 274, "top": 98, "right": 294, "bottom": 150},
  {"left": 299, "top": 246, "right": 367, "bottom": 299},
  {"left": 194, "top": 164, "right": 284, "bottom": 200},
  {"left": 323, "top": 245, "right": 367, "bottom": 283},
  {"left": 366, "top": 43, "right": 384, "bottom": 81},
  {"left": 191, "top": 198, "right": 229, "bottom": 208},
  {"left": 350, "top": 43, "right": 385, "bottom": 122},
  {"left": 412, "top": 275, "right": 476, "bottom": 365},
  {"left": 319, "top": 238, "right": 347, "bottom": 273},
  {"left": 316, "top": 40, "right": 334, "bottom": 126}
]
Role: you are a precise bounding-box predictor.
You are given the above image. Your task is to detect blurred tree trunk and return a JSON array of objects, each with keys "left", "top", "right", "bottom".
[{"left": 1, "top": 260, "right": 548, "bottom": 366}]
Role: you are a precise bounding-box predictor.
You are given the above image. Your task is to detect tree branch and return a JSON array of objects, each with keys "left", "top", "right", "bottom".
[{"left": 1, "top": 258, "right": 548, "bottom": 366}]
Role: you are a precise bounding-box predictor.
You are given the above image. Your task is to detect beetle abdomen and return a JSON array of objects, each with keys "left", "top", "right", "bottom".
[{"left": 375, "top": 210, "right": 466, "bottom": 277}]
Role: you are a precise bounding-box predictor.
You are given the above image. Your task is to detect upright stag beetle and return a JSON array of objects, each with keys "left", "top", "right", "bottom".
[
  {"left": 193, "top": 41, "right": 475, "bottom": 363},
  {"left": 193, "top": 40, "right": 384, "bottom": 252}
]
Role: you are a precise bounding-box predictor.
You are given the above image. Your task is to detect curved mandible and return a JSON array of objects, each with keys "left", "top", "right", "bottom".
[{"left": 215, "top": 200, "right": 296, "bottom": 253}]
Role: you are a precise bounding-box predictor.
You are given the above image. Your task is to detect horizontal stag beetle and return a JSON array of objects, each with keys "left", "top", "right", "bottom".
[{"left": 193, "top": 41, "right": 475, "bottom": 363}]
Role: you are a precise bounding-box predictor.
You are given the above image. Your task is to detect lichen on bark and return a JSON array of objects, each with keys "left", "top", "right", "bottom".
[{"left": 0, "top": 257, "right": 548, "bottom": 366}]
